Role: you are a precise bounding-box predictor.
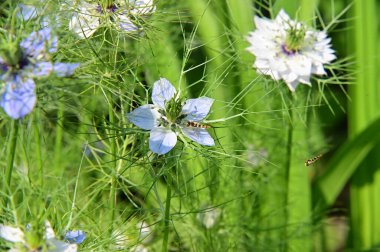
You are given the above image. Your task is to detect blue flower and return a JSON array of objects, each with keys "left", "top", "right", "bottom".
[
  {"left": 127, "top": 78, "right": 215, "bottom": 155},
  {"left": 64, "top": 230, "right": 86, "bottom": 244},
  {"left": 0, "top": 28, "right": 79, "bottom": 119}
]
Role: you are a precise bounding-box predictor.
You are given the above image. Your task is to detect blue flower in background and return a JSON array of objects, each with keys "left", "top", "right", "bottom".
[
  {"left": 127, "top": 78, "right": 215, "bottom": 155},
  {"left": 64, "top": 230, "right": 86, "bottom": 244},
  {"left": 0, "top": 28, "right": 79, "bottom": 119},
  {"left": 0, "top": 221, "right": 78, "bottom": 252}
]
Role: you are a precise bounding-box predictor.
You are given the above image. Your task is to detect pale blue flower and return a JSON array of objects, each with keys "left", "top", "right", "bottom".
[
  {"left": 0, "top": 221, "right": 78, "bottom": 252},
  {"left": 127, "top": 78, "right": 215, "bottom": 155},
  {"left": 64, "top": 230, "right": 86, "bottom": 244},
  {"left": 0, "top": 28, "right": 79, "bottom": 119}
]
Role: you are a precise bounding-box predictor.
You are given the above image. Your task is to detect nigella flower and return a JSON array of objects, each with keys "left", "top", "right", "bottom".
[
  {"left": 0, "top": 28, "right": 79, "bottom": 119},
  {"left": 246, "top": 9, "right": 336, "bottom": 91},
  {"left": 64, "top": 230, "right": 86, "bottom": 244},
  {"left": 0, "top": 221, "right": 77, "bottom": 252},
  {"left": 126, "top": 78, "right": 215, "bottom": 155},
  {"left": 69, "top": 0, "right": 156, "bottom": 39}
]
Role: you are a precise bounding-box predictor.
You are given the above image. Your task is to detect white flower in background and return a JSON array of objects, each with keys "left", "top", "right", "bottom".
[
  {"left": 196, "top": 207, "right": 221, "bottom": 229},
  {"left": 127, "top": 78, "right": 215, "bottom": 155},
  {"left": 0, "top": 221, "right": 77, "bottom": 252},
  {"left": 69, "top": 0, "right": 156, "bottom": 39},
  {"left": 136, "top": 221, "right": 152, "bottom": 244},
  {"left": 246, "top": 9, "right": 336, "bottom": 91}
]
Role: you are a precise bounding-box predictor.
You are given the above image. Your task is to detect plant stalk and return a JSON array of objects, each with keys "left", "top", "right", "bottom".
[{"left": 161, "top": 174, "right": 172, "bottom": 252}]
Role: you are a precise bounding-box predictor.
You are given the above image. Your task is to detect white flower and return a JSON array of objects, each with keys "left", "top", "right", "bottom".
[
  {"left": 0, "top": 221, "right": 77, "bottom": 252},
  {"left": 69, "top": 0, "right": 155, "bottom": 39},
  {"left": 126, "top": 78, "right": 215, "bottom": 155},
  {"left": 246, "top": 9, "right": 336, "bottom": 91},
  {"left": 196, "top": 206, "right": 221, "bottom": 229}
]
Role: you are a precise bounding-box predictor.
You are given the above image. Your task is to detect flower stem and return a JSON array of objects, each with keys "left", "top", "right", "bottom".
[
  {"left": 5, "top": 120, "right": 19, "bottom": 188},
  {"left": 108, "top": 92, "right": 117, "bottom": 232},
  {"left": 161, "top": 174, "right": 172, "bottom": 252},
  {"left": 54, "top": 103, "right": 64, "bottom": 171},
  {"left": 4, "top": 120, "right": 19, "bottom": 209},
  {"left": 33, "top": 111, "right": 43, "bottom": 188}
]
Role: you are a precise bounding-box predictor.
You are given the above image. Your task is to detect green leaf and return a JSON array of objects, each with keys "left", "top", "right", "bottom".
[{"left": 312, "top": 117, "right": 380, "bottom": 209}]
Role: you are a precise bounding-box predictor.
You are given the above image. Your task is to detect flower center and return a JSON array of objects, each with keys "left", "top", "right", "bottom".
[
  {"left": 97, "top": 3, "right": 118, "bottom": 13},
  {"left": 283, "top": 24, "right": 306, "bottom": 55},
  {"left": 164, "top": 96, "right": 183, "bottom": 123}
]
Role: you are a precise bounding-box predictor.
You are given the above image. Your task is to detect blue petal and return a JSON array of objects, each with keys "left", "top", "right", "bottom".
[
  {"left": 149, "top": 127, "right": 177, "bottom": 155},
  {"left": 20, "top": 28, "right": 58, "bottom": 60},
  {"left": 64, "top": 230, "right": 86, "bottom": 244},
  {"left": 53, "top": 63, "right": 80, "bottom": 77},
  {"left": 182, "top": 97, "right": 214, "bottom": 121},
  {"left": 126, "top": 104, "right": 161, "bottom": 130},
  {"left": 18, "top": 4, "right": 38, "bottom": 21},
  {"left": 0, "top": 77, "right": 36, "bottom": 119},
  {"left": 181, "top": 127, "right": 215, "bottom": 146},
  {"left": 31, "top": 61, "right": 53, "bottom": 77},
  {"left": 151, "top": 78, "right": 176, "bottom": 110}
]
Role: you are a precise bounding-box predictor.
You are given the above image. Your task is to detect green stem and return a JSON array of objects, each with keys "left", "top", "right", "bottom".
[
  {"left": 108, "top": 92, "right": 117, "bottom": 232},
  {"left": 3, "top": 120, "right": 19, "bottom": 209},
  {"left": 54, "top": 103, "right": 64, "bottom": 170},
  {"left": 33, "top": 111, "right": 43, "bottom": 188},
  {"left": 161, "top": 174, "right": 172, "bottom": 252},
  {"left": 5, "top": 120, "right": 19, "bottom": 189}
]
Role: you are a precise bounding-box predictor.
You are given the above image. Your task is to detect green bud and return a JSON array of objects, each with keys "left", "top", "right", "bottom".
[{"left": 164, "top": 95, "right": 183, "bottom": 123}]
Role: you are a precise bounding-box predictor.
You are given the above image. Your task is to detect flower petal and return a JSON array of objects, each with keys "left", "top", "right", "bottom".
[
  {"left": 129, "top": 0, "right": 156, "bottom": 15},
  {"left": 0, "top": 77, "right": 36, "bottom": 119},
  {"left": 149, "top": 127, "right": 177, "bottom": 155},
  {"left": 53, "top": 63, "right": 80, "bottom": 77},
  {"left": 20, "top": 28, "right": 58, "bottom": 59},
  {"left": 0, "top": 224, "right": 25, "bottom": 243},
  {"left": 18, "top": 4, "right": 38, "bottom": 21},
  {"left": 46, "top": 238, "right": 78, "bottom": 252},
  {"left": 182, "top": 97, "right": 214, "bottom": 122},
  {"left": 45, "top": 221, "right": 55, "bottom": 240},
  {"left": 69, "top": 4, "right": 99, "bottom": 39},
  {"left": 118, "top": 14, "right": 138, "bottom": 32},
  {"left": 31, "top": 61, "right": 53, "bottom": 77},
  {"left": 126, "top": 104, "right": 161, "bottom": 130},
  {"left": 151, "top": 78, "right": 176, "bottom": 110},
  {"left": 64, "top": 230, "right": 86, "bottom": 244},
  {"left": 181, "top": 127, "right": 215, "bottom": 146}
]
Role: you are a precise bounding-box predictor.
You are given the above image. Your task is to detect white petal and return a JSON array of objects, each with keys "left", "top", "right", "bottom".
[
  {"left": 182, "top": 97, "right": 214, "bottom": 122},
  {"left": 129, "top": 0, "right": 156, "bottom": 15},
  {"left": 181, "top": 127, "right": 215, "bottom": 146},
  {"left": 47, "top": 238, "right": 78, "bottom": 252},
  {"left": 126, "top": 104, "right": 161, "bottom": 130},
  {"left": 0, "top": 224, "right": 25, "bottom": 243},
  {"left": 151, "top": 78, "right": 176, "bottom": 110},
  {"left": 149, "top": 127, "right": 177, "bottom": 155},
  {"left": 118, "top": 14, "right": 138, "bottom": 32},
  {"left": 45, "top": 221, "right": 55, "bottom": 240},
  {"left": 69, "top": 4, "right": 99, "bottom": 39},
  {"left": 276, "top": 9, "right": 291, "bottom": 24}
]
